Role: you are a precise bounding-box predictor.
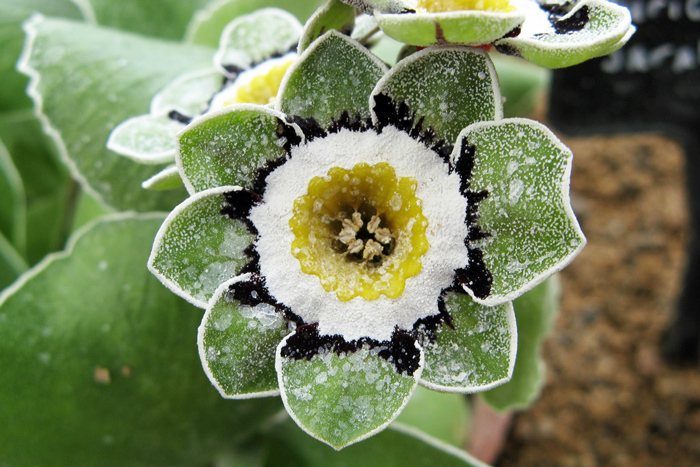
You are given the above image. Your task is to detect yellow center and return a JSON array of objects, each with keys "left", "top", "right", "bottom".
[
  {"left": 289, "top": 163, "right": 429, "bottom": 301},
  {"left": 220, "top": 57, "right": 294, "bottom": 107},
  {"left": 416, "top": 0, "right": 515, "bottom": 13}
]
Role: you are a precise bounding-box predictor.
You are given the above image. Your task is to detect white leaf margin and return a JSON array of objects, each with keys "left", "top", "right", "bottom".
[
  {"left": 276, "top": 333, "right": 424, "bottom": 450},
  {"left": 197, "top": 275, "right": 284, "bottom": 400},
  {"left": 0, "top": 212, "right": 164, "bottom": 307},
  {"left": 388, "top": 422, "right": 492, "bottom": 467},
  {"left": 452, "top": 117, "right": 586, "bottom": 307},
  {"left": 17, "top": 14, "right": 113, "bottom": 211},
  {"left": 419, "top": 300, "right": 518, "bottom": 394}
]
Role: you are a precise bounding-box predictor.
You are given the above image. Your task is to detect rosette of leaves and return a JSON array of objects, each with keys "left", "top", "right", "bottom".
[
  {"left": 107, "top": 8, "right": 304, "bottom": 190},
  {"left": 337, "top": 0, "right": 634, "bottom": 68},
  {"left": 149, "top": 28, "right": 585, "bottom": 449}
]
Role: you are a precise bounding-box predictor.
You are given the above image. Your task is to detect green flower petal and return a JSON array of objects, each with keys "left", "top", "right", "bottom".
[
  {"left": 481, "top": 276, "right": 559, "bottom": 411},
  {"left": 149, "top": 186, "right": 256, "bottom": 308},
  {"left": 299, "top": 0, "right": 356, "bottom": 53},
  {"left": 107, "top": 114, "right": 180, "bottom": 164},
  {"left": 150, "top": 68, "right": 223, "bottom": 117},
  {"left": 495, "top": 0, "right": 634, "bottom": 68},
  {"left": 419, "top": 292, "right": 516, "bottom": 392},
  {"left": 454, "top": 118, "right": 585, "bottom": 305},
  {"left": 371, "top": 46, "right": 501, "bottom": 145},
  {"left": 178, "top": 104, "right": 301, "bottom": 194},
  {"left": 214, "top": 8, "right": 302, "bottom": 75},
  {"left": 277, "top": 335, "right": 422, "bottom": 450},
  {"left": 375, "top": 10, "right": 524, "bottom": 47},
  {"left": 141, "top": 165, "right": 183, "bottom": 191},
  {"left": 199, "top": 277, "right": 289, "bottom": 398},
  {"left": 277, "top": 30, "right": 388, "bottom": 128}
]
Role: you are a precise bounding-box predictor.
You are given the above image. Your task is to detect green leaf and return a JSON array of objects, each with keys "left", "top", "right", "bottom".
[
  {"left": 495, "top": 0, "right": 634, "bottom": 68},
  {"left": 298, "top": 0, "right": 356, "bottom": 53},
  {"left": 70, "top": 190, "right": 111, "bottom": 233},
  {"left": 0, "top": 214, "right": 281, "bottom": 466},
  {"left": 374, "top": 9, "right": 523, "bottom": 48},
  {"left": 264, "top": 417, "right": 490, "bottom": 467},
  {"left": 178, "top": 105, "right": 298, "bottom": 193},
  {"left": 0, "top": 137, "right": 26, "bottom": 251},
  {"left": 186, "top": 0, "right": 327, "bottom": 48},
  {"left": 0, "top": 112, "right": 76, "bottom": 264},
  {"left": 371, "top": 47, "right": 501, "bottom": 145},
  {"left": 277, "top": 336, "right": 421, "bottom": 449},
  {"left": 455, "top": 118, "right": 585, "bottom": 305},
  {"left": 149, "top": 186, "right": 256, "bottom": 307},
  {"left": 199, "top": 277, "right": 289, "bottom": 398},
  {"left": 80, "top": 0, "right": 208, "bottom": 41},
  {"left": 395, "top": 386, "right": 470, "bottom": 447},
  {"left": 0, "top": 229, "right": 28, "bottom": 290},
  {"left": 19, "top": 16, "right": 212, "bottom": 211},
  {"left": 277, "top": 31, "right": 387, "bottom": 128},
  {"left": 214, "top": 8, "right": 302, "bottom": 73},
  {"left": 419, "top": 292, "right": 516, "bottom": 392},
  {"left": 0, "top": 0, "right": 85, "bottom": 111},
  {"left": 142, "top": 165, "right": 184, "bottom": 191},
  {"left": 492, "top": 54, "right": 549, "bottom": 118},
  {"left": 481, "top": 276, "right": 559, "bottom": 411}
]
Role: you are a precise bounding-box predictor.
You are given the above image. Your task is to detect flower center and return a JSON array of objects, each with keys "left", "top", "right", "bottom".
[
  {"left": 415, "top": 0, "right": 515, "bottom": 13},
  {"left": 289, "top": 163, "right": 429, "bottom": 302},
  {"left": 212, "top": 55, "right": 295, "bottom": 108}
]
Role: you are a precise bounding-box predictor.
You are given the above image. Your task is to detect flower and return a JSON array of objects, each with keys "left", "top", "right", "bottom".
[
  {"left": 106, "top": 8, "right": 302, "bottom": 188},
  {"left": 148, "top": 30, "right": 585, "bottom": 449},
  {"left": 340, "top": 0, "right": 635, "bottom": 68}
]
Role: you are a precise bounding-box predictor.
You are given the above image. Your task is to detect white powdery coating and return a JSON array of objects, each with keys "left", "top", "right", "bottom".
[
  {"left": 209, "top": 53, "right": 297, "bottom": 110},
  {"left": 510, "top": 0, "right": 555, "bottom": 37},
  {"left": 250, "top": 127, "right": 469, "bottom": 342}
]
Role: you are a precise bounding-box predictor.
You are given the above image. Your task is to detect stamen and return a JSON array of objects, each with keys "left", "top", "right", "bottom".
[
  {"left": 290, "top": 163, "right": 429, "bottom": 301},
  {"left": 363, "top": 239, "right": 384, "bottom": 260}
]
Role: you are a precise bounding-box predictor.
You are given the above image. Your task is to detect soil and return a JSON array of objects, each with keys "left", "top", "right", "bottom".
[{"left": 498, "top": 132, "right": 700, "bottom": 467}]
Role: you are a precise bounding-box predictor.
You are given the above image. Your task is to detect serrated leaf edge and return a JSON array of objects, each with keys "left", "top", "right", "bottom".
[
  {"left": 17, "top": 14, "right": 113, "bottom": 212},
  {"left": 0, "top": 211, "right": 164, "bottom": 307}
]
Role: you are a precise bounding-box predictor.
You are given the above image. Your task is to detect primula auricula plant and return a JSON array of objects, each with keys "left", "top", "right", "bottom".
[{"left": 146, "top": 7, "right": 587, "bottom": 447}]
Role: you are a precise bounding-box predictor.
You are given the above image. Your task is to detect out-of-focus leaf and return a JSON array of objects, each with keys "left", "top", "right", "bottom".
[
  {"left": 186, "top": 0, "right": 326, "bottom": 48},
  {"left": 19, "top": 16, "right": 212, "bottom": 211},
  {"left": 80, "top": 0, "right": 208, "bottom": 41},
  {"left": 0, "top": 213, "right": 281, "bottom": 466},
  {"left": 395, "top": 386, "right": 471, "bottom": 447},
  {"left": 264, "top": 418, "right": 490, "bottom": 466},
  {"left": 0, "top": 136, "right": 25, "bottom": 252},
  {"left": 481, "top": 276, "right": 560, "bottom": 411},
  {"left": 0, "top": 0, "right": 86, "bottom": 111}
]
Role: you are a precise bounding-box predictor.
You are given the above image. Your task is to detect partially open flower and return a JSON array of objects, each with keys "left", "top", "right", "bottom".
[
  {"left": 149, "top": 31, "right": 585, "bottom": 449},
  {"left": 106, "top": 8, "right": 302, "bottom": 188},
  {"left": 342, "top": 0, "right": 634, "bottom": 68}
]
